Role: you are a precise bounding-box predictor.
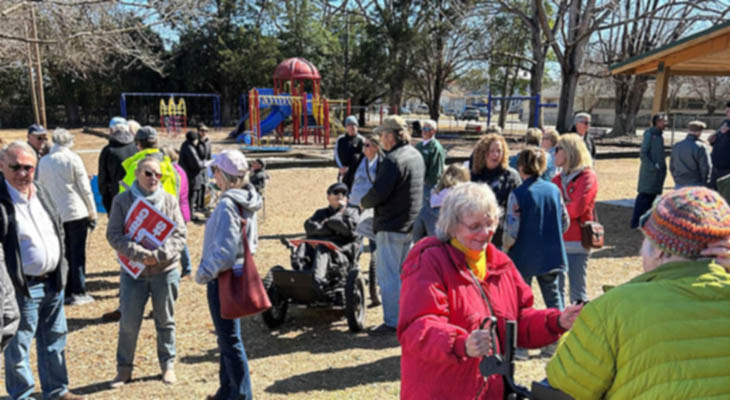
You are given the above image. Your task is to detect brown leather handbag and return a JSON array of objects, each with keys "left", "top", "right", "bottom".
[
  {"left": 580, "top": 209, "right": 604, "bottom": 250},
  {"left": 218, "top": 210, "right": 271, "bottom": 319}
]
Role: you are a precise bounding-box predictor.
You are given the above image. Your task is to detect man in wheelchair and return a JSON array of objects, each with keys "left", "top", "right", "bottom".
[{"left": 294, "top": 182, "right": 361, "bottom": 298}]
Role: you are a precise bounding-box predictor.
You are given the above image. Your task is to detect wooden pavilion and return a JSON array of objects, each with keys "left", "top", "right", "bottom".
[{"left": 610, "top": 20, "right": 730, "bottom": 114}]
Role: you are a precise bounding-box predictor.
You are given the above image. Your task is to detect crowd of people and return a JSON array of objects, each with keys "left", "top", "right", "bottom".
[{"left": 0, "top": 106, "right": 729, "bottom": 400}]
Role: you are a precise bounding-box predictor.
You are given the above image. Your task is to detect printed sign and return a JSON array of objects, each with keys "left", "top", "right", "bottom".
[{"left": 116, "top": 197, "right": 177, "bottom": 278}]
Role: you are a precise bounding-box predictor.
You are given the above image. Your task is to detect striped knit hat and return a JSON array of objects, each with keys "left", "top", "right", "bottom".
[{"left": 640, "top": 187, "right": 730, "bottom": 258}]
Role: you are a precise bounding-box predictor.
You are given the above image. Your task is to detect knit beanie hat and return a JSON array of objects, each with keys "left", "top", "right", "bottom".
[{"left": 640, "top": 187, "right": 730, "bottom": 258}]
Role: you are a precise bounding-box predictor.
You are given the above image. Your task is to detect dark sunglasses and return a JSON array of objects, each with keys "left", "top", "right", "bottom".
[
  {"left": 331, "top": 190, "right": 348, "bottom": 196},
  {"left": 143, "top": 170, "right": 162, "bottom": 179},
  {"left": 555, "top": 146, "right": 563, "bottom": 152},
  {"left": 9, "top": 163, "right": 34, "bottom": 172}
]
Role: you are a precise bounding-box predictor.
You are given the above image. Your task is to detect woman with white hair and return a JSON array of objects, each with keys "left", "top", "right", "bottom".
[
  {"left": 195, "top": 150, "right": 262, "bottom": 400},
  {"left": 397, "top": 182, "right": 582, "bottom": 399},
  {"left": 38, "top": 128, "right": 97, "bottom": 306}
]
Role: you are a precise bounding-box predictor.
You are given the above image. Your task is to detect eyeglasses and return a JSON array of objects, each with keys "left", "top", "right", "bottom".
[
  {"left": 9, "top": 163, "right": 35, "bottom": 173},
  {"left": 578, "top": 121, "right": 590, "bottom": 125},
  {"left": 35, "top": 136, "right": 48, "bottom": 142},
  {"left": 459, "top": 219, "right": 496, "bottom": 234},
  {"left": 331, "top": 190, "right": 347, "bottom": 196},
  {"left": 143, "top": 170, "right": 162, "bottom": 179},
  {"left": 555, "top": 146, "right": 563, "bottom": 152}
]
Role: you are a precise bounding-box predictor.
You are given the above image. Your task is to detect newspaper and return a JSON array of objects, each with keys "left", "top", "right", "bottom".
[{"left": 116, "top": 197, "right": 177, "bottom": 278}]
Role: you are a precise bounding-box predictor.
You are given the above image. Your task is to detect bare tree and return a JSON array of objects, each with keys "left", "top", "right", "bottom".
[
  {"left": 410, "top": 0, "right": 483, "bottom": 121},
  {"left": 688, "top": 76, "right": 730, "bottom": 115},
  {"left": 593, "top": 0, "right": 728, "bottom": 137},
  {"left": 0, "top": 0, "right": 206, "bottom": 124}
]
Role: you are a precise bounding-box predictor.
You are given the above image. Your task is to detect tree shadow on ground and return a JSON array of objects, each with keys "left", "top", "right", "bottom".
[
  {"left": 264, "top": 355, "right": 400, "bottom": 394},
  {"left": 180, "top": 309, "right": 398, "bottom": 365},
  {"left": 259, "top": 233, "right": 305, "bottom": 241},
  {"left": 590, "top": 203, "right": 643, "bottom": 259},
  {"left": 86, "top": 270, "right": 120, "bottom": 279},
  {"left": 67, "top": 316, "right": 111, "bottom": 333},
  {"left": 85, "top": 279, "right": 119, "bottom": 293}
]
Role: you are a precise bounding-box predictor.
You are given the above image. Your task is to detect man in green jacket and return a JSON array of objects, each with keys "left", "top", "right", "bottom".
[
  {"left": 412, "top": 119, "right": 445, "bottom": 241},
  {"left": 631, "top": 113, "right": 667, "bottom": 228},
  {"left": 547, "top": 187, "right": 730, "bottom": 399}
]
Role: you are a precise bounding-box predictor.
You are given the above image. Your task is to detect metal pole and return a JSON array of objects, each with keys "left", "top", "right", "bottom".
[{"left": 533, "top": 94, "right": 541, "bottom": 128}]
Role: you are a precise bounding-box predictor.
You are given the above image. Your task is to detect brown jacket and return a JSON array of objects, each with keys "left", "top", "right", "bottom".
[{"left": 106, "top": 188, "right": 186, "bottom": 276}]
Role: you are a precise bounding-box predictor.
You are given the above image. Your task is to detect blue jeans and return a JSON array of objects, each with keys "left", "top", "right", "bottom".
[
  {"left": 117, "top": 268, "right": 179, "bottom": 373},
  {"left": 523, "top": 272, "right": 565, "bottom": 310},
  {"left": 412, "top": 184, "right": 438, "bottom": 242},
  {"left": 206, "top": 279, "right": 252, "bottom": 400},
  {"left": 559, "top": 253, "right": 589, "bottom": 304},
  {"left": 375, "top": 231, "right": 412, "bottom": 328},
  {"left": 4, "top": 280, "right": 70, "bottom": 400},
  {"left": 180, "top": 244, "right": 192, "bottom": 276}
]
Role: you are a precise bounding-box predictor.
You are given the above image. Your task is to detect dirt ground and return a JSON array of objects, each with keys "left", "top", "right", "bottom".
[{"left": 0, "top": 127, "right": 671, "bottom": 399}]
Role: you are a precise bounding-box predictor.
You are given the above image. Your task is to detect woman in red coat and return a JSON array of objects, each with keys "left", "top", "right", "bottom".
[
  {"left": 551, "top": 133, "right": 598, "bottom": 304},
  {"left": 398, "top": 182, "right": 583, "bottom": 399}
]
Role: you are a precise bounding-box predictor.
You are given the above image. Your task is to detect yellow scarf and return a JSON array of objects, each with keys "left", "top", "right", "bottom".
[{"left": 450, "top": 238, "right": 487, "bottom": 280}]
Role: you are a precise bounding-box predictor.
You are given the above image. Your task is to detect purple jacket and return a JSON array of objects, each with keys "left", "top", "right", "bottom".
[{"left": 173, "top": 163, "right": 191, "bottom": 222}]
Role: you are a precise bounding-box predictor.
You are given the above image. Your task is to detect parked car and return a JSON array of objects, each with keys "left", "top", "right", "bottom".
[
  {"left": 415, "top": 105, "right": 429, "bottom": 115},
  {"left": 399, "top": 106, "right": 411, "bottom": 114},
  {"left": 458, "top": 107, "right": 480, "bottom": 121},
  {"left": 444, "top": 108, "right": 457, "bottom": 116}
]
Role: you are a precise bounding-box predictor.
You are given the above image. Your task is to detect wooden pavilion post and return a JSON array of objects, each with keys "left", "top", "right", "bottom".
[{"left": 652, "top": 62, "right": 670, "bottom": 114}]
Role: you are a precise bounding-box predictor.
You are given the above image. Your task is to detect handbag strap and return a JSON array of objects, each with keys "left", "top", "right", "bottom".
[{"left": 235, "top": 203, "right": 251, "bottom": 257}]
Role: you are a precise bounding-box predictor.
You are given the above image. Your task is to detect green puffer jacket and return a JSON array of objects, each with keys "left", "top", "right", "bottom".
[
  {"left": 546, "top": 260, "right": 730, "bottom": 399},
  {"left": 637, "top": 126, "right": 667, "bottom": 194}
]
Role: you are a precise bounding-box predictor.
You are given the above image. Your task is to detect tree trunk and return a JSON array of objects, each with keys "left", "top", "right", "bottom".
[
  {"left": 528, "top": 7, "right": 545, "bottom": 128},
  {"left": 63, "top": 99, "right": 81, "bottom": 127},
  {"left": 609, "top": 75, "right": 648, "bottom": 138}
]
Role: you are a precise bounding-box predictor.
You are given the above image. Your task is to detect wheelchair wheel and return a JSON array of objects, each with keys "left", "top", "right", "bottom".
[
  {"left": 345, "top": 268, "right": 366, "bottom": 332},
  {"left": 262, "top": 266, "right": 288, "bottom": 330},
  {"left": 368, "top": 255, "right": 381, "bottom": 306}
]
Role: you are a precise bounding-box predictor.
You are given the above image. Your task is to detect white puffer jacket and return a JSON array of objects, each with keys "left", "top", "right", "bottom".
[{"left": 38, "top": 144, "right": 97, "bottom": 223}]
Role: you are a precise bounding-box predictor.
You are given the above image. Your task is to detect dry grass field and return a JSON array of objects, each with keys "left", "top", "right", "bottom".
[{"left": 0, "top": 128, "right": 675, "bottom": 399}]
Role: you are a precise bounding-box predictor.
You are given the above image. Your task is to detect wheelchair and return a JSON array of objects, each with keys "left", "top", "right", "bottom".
[{"left": 261, "top": 237, "right": 379, "bottom": 332}]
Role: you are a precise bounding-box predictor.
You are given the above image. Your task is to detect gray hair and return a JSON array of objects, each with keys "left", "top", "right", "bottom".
[
  {"left": 110, "top": 123, "right": 129, "bottom": 136},
  {"left": 435, "top": 182, "right": 502, "bottom": 242},
  {"left": 52, "top": 128, "right": 74, "bottom": 147},
  {"left": 135, "top": 154, "right": 161, "bottom": 172},
  {"left": 4, "top": 141, "right": 37, "bottom": 162}
]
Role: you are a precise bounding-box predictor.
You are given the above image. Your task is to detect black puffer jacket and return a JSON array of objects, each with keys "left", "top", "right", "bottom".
[
  {"left": 179, "top": 138, "right": 206, "bottom": 190},
  {"left": 98, "top": 138, "right": 137, "bottom": 211},
  {"left": 361, "top": 142, "right": 425, "bottom": 234}
]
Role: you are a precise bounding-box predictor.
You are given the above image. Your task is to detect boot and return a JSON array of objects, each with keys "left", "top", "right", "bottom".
[{"left": 110, "top": 369, "right": 132, "bottom": 388}]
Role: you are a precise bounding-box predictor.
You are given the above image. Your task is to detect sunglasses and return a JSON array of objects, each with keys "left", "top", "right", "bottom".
[
  {"left": 143, "top": 170, "right": 162, "bottom": 179},
  {"left": 9, "top": 163, "right": 35, "bottom": 173},
  {"left": 330, "top": 190, "right": 347, "bottom": 196},
  {"left": 555, "top": 146, "right": 563, "bottom": 152}
]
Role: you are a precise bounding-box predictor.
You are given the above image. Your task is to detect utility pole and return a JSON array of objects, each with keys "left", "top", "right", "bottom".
[{"left": 26, "top": 4, "right": 46, "bottom": 127}]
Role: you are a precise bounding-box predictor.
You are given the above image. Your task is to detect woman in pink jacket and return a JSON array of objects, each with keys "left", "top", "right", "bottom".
[
  {"left": 162, "top": 146, "right": 192, "bottom": 277},
  {"left": 398, "top": 182, "right": 582, "bottom": 399}
]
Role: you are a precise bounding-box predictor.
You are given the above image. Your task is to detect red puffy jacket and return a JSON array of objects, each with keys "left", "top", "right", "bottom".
[
  {"left": 397, "top": 237, "right": 564, "bottom": 400},
  {"left": 552, "top": 168, "right": 598, "bottom": 242}
]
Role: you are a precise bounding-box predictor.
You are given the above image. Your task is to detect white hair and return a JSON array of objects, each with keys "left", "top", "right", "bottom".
[
  {"left": 52, "top": 128, "right": 74, "bottom": 147},
  {"left": 4, "top": 141, "right": 37, "bottom": 162},
  {"left": 422, "top": 119, "right": 437, "bottom": 130},
  {"left": 435, "top": 182, "right": 502, "bottom": 242}
]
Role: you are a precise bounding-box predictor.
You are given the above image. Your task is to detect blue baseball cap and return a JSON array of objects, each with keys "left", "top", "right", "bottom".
[
  {"left": 109, "top": 116, "right": 128, "bottom": 128},
  {"left": 28, "top": 124, "right": 47, "bottom": 135}
]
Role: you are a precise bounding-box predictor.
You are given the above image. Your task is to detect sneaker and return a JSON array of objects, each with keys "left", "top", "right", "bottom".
[
  {"left": 162, "top": 368, "right": 177, "bottom": 385},
  {"left": 102, "top": 309, "right": 122, "bottom": 322},
  {"left": 72, "top": 294, "right": 95, "bottom": 306},
  {"left": 540, "top": 343, "right": 558, "bottom": 358},
  {"left": 514, "top": 348, "right": 529, "bottom": 361},
  {"left": 59, "top": 392, "right": 86, "bottom": 400},
  {"left": 368, "top": 323, "right": 396, "bottom": 336}
]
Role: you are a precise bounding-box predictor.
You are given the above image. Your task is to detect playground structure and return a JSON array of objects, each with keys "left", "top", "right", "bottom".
[
  {"left": 120, "top": 92, "right": 222, "bottom": 134},
  {"left": 234, "top": 58, "right": 351, "bottom": 148},
  {"left": 160, "top": 97, "right": 186, "bottom": 136}
]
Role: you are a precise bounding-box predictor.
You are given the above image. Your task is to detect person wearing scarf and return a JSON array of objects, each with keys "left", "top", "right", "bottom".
[
  {"left": 106, "top": 156, "right": 186, "bottom": 388},
  {"left": 398, "top": 182, "right": 583, "bottom": 399}
]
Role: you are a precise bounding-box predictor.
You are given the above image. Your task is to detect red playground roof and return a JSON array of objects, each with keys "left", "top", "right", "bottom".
[{"left": 273, "top": 57, "right": 321, "bottom": 81}]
